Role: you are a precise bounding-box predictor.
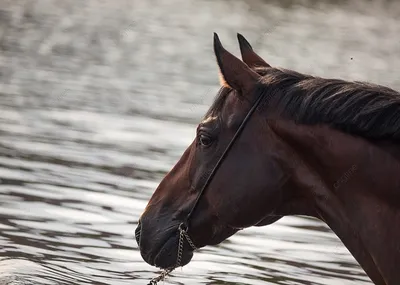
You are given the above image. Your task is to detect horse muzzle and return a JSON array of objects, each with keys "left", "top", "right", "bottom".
[{"left": 135, "top": 219, "right": 194, "bottom": 269}]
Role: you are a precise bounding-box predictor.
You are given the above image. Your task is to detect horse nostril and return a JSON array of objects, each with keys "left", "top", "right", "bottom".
[{"left": 135, "top": 220, "right": 142, "bottom": 246}]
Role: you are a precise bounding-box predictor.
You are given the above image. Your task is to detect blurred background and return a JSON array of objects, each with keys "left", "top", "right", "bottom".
[{"left": 0, "top": 0, "right": 399, "bottom": 284}]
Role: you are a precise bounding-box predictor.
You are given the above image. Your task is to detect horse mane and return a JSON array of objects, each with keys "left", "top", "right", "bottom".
[
  {"left": 205, "top": 67, "right": 400, "bottom": 142},
  {"left": 254, "top": 67, "right": 400, "bottom": 142}
]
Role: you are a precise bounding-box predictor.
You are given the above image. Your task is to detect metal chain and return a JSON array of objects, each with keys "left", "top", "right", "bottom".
[
  {"left": 147, "top": 269, "right": 172, "bottom": 285},
  {"left": 182, "top": 230, "right": 197, "bottom": 251},
  {"left": 147, "top": 224, "right": 197, "bottom": 285},
  {"left": 176, "top": 227, "right": 185, "bottom": 268}
]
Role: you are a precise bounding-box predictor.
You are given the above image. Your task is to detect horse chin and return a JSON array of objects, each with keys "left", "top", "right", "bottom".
[
  {"left": 153, "top": 234, "right": 194, "bottom": 269},
  {"left": 150, "top": 223, "right": 238, "bottom": 268}
]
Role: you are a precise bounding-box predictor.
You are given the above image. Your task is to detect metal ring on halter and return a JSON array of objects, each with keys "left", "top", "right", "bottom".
[{"left": 178, "top": 222, "right": 188, "bottom": 233}]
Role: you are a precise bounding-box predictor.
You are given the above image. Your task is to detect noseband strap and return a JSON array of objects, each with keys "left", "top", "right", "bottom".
[{"left": 148, "top": 90, "right": 265, "bottom": 285}]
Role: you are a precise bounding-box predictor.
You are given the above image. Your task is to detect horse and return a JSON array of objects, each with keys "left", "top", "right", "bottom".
[{"left": 136, "top": 33, "right": 400, "bottom": 285}]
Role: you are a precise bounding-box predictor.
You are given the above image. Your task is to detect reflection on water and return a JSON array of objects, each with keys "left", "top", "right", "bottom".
[{"left": 1, "top": 0, "right": 399, "bottom": 284}]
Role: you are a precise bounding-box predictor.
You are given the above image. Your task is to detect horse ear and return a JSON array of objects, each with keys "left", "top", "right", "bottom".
[
  {"left": 213, "top": 33, "right": 261, "bottom": 94},
  {"left": 237, "top": 33, "right": 270, "bottom": 68}
]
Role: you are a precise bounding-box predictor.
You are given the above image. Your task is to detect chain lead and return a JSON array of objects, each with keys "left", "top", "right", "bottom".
[
  {"left": 147, "top": 224, "right": 197, "bottom": 285},
  {"left": 147, "top": 269, "right": 172, "bottom": 285}
]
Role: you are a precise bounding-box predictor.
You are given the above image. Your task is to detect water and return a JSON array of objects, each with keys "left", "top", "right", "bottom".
[{"left": 1, "top": 0, "right": 399, "bottom": 284}]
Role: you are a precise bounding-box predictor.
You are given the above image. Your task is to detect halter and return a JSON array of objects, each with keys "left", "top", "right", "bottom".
[{"left": 148, "top": 90, "right": 265, "bottom": 285}]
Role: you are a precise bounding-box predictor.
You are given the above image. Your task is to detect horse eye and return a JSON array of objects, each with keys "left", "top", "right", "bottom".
[{"left": 199, "top": 134, "right": 213, "bottom": 146}]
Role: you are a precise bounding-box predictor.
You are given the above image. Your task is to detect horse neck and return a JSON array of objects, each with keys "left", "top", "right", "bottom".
[{"left": 270, "top": 119, "right": 400, "bottom": 285}]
